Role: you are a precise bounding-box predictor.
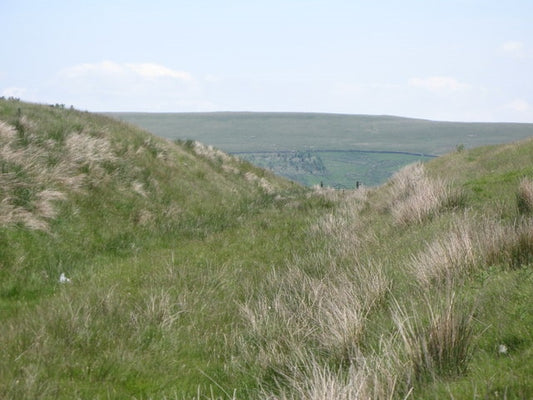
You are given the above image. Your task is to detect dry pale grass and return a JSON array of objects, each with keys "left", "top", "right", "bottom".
[
  {"left": 259, "top": 352, "right": 399, "bottom": 400},
  {"left": 387, "top": 162, "right": 457, "bottom": 225},
  {"left": 192, "top": 141, "right": 232, "bottom": 163},
  {"left": 238, "top": 186, "right": 390, "bottom": 379},
  {"left": 410, "top": 219, "right": 478, "bottom": 286},
  {"left": 132, "top": 181, "right": 148, "bottom": 197},
  {"left": 0, "top": 119, "right": 119, "bottom": 230},
  {"left": 484, "top": 217, "right": 533, "bottom": 268},
  {"left": 130, "top": 288, "right": 186, "bottom": 330},
  {"left": 517, "top": 177, "right": 533, "bottom": 214},
  {"left": 0, "top": 120, "right": 17, "bottom": 140},
  {"left": 311, "top": 187, "right": 373, "bottom": 256},
  {"left": 64, "top": 132, "right": 116, "bottom": 165},
  {"left": 244, "top": 171, "right": 276, "bottom": 194},
  {"left": 411, "top": 215, "right": 533, "bottom": 286},
  {"left": 239, "top": 260, "right": 390, "bottom": 374}
]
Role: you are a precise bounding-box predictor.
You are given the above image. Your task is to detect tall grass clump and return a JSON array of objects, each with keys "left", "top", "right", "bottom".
[
  {"left": 410, "top": 218, "right": 479, "bottom": 286},
  {"left": 311, "top": 185, "right": 372, "bottom": 256},
  {"left": 387, "top": 162, "right": 460, "bottom": 225},
  {"left": 484, "top": 217, "right": 533, "bottom": 268},
  {"left": 0, "top": 117, "right": 119, "bottom": 230},
  {"left": 392, "top": 291, "right": 475, "bottom": 383},
  {"left": 239, "top": 260, "right": 390, "bottom": 380},
  {"left": 517, "top": 177, "right": 533, "bottom": 214},
  {"left": 412, "top": 214, "right": 533, "bottom": 286},
  {"left": 258, "top": 351, "right": 400, "bottom": 400}
]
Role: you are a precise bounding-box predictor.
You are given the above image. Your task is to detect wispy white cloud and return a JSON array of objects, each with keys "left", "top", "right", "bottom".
[
  {"left": 125, "top": 63, "right": 192, "bottom": 81},
  {"left": 61, "top": 61, "right": 192, "bottom": 82},
  {"left": 408, "top": 76, "right": 470, "bottom": 93},
  {"left": 52, "top": 61, "right": 211, "bottom": 111}
]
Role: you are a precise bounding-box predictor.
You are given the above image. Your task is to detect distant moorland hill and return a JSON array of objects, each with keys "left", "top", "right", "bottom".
[{"left": 108, "top": 112, "right": 533, "bottom": 187}]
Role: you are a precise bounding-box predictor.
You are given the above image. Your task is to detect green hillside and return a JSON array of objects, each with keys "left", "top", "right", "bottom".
[
  {"left": 2, "top": 99, "right": 533, "bottom": 399},
  {"left": 108, "top": 112, "right": 533, "bottom": 188}
]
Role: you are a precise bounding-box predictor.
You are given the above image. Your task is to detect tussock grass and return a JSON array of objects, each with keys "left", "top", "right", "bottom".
[
  {"left": 484, "top": 217, "right": 533, "bottom": 268},
  {"left": 240, "top": 262, "right": 389, "bottom": 370},
  {"left": 410, "top": 217, "right": 479, "bottom": 286},
  {"left": 392, "top": 291, "right": 475, "bottom": 383},
  {"left": 411, "top": 215, "right": 533, "bottom": 286},
  {"left": 387, "top": 162, "right": 460, "bottom": 225},
  {"left": 258, "top": 352, "right": 399, "bottom": 400},
  {"left": 517, "top": 177, "right": 533, "bottom": 214},
  {"left": 238, "top": 186, "right": 395, "bottom": 398},
  {"left": 0, "top": 118, "right": 119, "bottom": 229},
  {"left": 311, "top": 186, "right": 371, "bottom": 255}
]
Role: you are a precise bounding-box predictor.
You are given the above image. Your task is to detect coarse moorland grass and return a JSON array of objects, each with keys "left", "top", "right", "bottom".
[
  {"left": 1, "top": 99, "right": 532, "bottom": 399},
  {"left": 517, "top": 177, "right": 533, "bottom": 214}
]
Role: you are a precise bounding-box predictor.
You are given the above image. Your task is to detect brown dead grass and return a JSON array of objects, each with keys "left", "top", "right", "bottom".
[
  {"left": 517, "top": 177, "right": 533, "bottom": 214},
  {"left": 387, "top": 162, "right": 458, "bottom": 225},
  {"left": 0, "top": 119, "right": 117, "bottom": 230},
  {"left": 412, "top": 214, "right": 533, "bottom": 286}
]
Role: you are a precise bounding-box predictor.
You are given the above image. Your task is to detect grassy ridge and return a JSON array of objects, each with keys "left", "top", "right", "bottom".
[
  {"left": 1, "top": 100, "right": 533, "bottom": 399},
  {"left": 107, "top": 112, "right": 533, "bottom": 154}
]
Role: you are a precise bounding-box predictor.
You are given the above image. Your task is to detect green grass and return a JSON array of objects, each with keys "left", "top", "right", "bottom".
[
  {"left": 237, "top": 150, "right": 433, "bottom": 188},
  {"left": 107, "top": 112, "right": 533, "bottom": 155},
  {"left": 1, "top": 99, "right": 533, "bottom": 399}
]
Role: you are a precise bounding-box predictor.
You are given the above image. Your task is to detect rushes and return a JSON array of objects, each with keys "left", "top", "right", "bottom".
[
  {"left": 517, "top": 177, "right": 533, "bottom": 214},
  {"left": 392, "top": 291, "right": 474, "bottom": 383}
]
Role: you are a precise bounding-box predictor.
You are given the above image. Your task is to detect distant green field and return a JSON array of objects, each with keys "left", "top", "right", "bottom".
[
  {"left": 237, "top": 150, "right": 434, "bottom": 187},
  {"left": 107, "top": 112, "right": 533, "bottom": 186}
]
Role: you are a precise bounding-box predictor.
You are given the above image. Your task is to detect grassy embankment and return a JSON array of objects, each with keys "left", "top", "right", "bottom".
[{"left": 1, "top": 99, "right": 532, "bottom": 399}]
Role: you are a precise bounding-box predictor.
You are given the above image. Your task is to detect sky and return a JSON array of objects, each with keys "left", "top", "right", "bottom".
[{"left": 1, "top": 0, "right": 532, "bottom": 122}]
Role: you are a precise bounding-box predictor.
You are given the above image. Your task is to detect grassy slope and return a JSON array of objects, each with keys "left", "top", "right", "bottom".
[
  {"left": 386, "top": 141, "right": 533, "bottom": 398},
  {"left": 0, "top": 100, "right": 315, "bottom": 398},
  {"left": 1, "top": 100, "right": 532, "bottom": 399}
]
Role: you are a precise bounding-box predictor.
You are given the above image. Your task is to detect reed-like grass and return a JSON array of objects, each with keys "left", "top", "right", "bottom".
[
  {"left": 387, "top": 162, "right": 460, "bottom": 225},
  {"left": 258, "top": 352, "right": 398, "bottom": 400},
  {"left": 411, "top": 214, "right": 533, "bottom": 286},
  {"left": 392, "top": 291, "right": 475, "bottom": 383},
  {"left": 239, "top": 261, "right": 389, "bottom": 371},
  {"left": 517, "top": 177, "right": 533, "bottom": 214}
]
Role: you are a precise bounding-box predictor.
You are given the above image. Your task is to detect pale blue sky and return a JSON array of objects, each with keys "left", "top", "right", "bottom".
[{"left": 1, "top": 0, "right": 532, "bottom": 121}]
